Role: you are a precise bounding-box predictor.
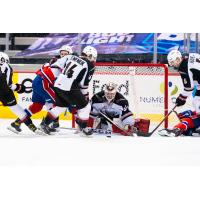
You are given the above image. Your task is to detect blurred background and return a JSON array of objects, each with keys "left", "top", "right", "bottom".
[{"left": 1, "top": 33, "right": 200, "bottom": 72}]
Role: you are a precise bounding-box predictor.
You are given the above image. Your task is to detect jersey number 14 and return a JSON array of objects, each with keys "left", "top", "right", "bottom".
[{"left": 63, "top": 62, "right": 77, "bottom": 78}]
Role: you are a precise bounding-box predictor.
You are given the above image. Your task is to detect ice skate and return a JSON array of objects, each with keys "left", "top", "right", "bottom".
[
  {"left": 39, "top": 123, "right": 53, "bottom": 135},
  {"left": 192, "top": 127, "right": 200, "bottom": 137},
  {"left": 7, "top": 121, "right": 22, "bottom": 134},
  {"left": 158, "top": 128, "right": 182, "bottom": 137},
  {"left": 39, "top": 118, "right": 57, "bottom": 133},
  {"left": 28, "top": 123, "right": 44, "bottom": 135},
  {"left": 49, "top": 118, "right": 60, "bottom": 132}
]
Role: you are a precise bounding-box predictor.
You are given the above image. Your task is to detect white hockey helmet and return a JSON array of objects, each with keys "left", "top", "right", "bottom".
[
  {"left": 82, "top": 46, "right": 97, "bottom": 62},
  {"left": 167, "top": 50, "right": 182, "bottom": 67},
  {"left": 104, "top": 82, "right": 117, "bottom": 102},
  {"left": 59, "top": 45, "right": 73, "bottom": 57},
  {"left": 0, "top": 52, "right": 9, "bottom": 65}
]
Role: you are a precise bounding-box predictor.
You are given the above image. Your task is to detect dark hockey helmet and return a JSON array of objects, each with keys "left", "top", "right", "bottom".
[{"left": 105, "top": 82, "right": 117, "bottom": 102}]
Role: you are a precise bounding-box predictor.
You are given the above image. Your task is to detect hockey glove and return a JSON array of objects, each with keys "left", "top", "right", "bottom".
[
  {"left": 178, "top": 110, "right": 194, "bottom": 119},
  {"left": 15, "top": 84, "right": 26, "bottom": 94},
  {"left": 176, "top": 94, "right": 187, "bottom": 107}
]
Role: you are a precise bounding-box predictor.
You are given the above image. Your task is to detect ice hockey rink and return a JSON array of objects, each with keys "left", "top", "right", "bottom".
[{"left": 0, "top": 118, "right": 200, "bottom": 166}]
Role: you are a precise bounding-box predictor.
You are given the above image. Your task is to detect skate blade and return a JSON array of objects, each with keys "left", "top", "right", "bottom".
[
  {"left": 34, "top": 129, "right": 52, "bottom": 136},
  {"left": 192, "top": 132, "right": 200, "bottom": 137},
  {"left": 7, "top": 126, "right": 20, "bottom": 134},
  {"left": 79, "top": 132, "right": 93, "bottom": 138},
  {"left": 158, "top": 130, "right": 175, "bottom": 137}
]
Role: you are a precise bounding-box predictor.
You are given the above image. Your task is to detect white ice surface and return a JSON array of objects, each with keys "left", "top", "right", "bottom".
[{"left": 0, "top": 119, "right": 200, "bottom": 166}]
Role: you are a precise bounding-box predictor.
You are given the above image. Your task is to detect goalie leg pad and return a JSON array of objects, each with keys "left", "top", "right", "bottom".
[{"left": 134, "top": 118, "right": 150, "bottom": 134}]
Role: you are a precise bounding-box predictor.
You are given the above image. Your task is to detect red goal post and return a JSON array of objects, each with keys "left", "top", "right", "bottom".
[{"left": 88, "top": 62, "right": 169, "bottom": 128}]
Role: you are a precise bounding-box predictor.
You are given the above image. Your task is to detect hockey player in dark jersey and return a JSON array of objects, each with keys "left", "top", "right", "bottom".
[
  {"left": 39, "top": 46, "right": 97, "bottom": 135},
  {"left": 10, "top": 45, "right": 73, "bottom": 133},
  {"left": 87, "top": 82, "right": 150, "bottom": 136},
  {"left": 159, "top": 50, "right": 200, "bottom": 136},
  {"left": 0, "top": 52, "right": 41, "bottom": 134}
]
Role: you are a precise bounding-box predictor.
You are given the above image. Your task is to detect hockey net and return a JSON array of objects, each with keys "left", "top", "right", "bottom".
[{"left": 87, "top": 63, "right": 169, "bottom": 129}]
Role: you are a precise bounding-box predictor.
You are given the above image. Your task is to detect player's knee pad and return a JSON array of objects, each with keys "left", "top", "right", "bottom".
[
  {"left": 28, "top": 103, "right": 43, "bottom": 114},
  {"left": 77, "top": 103, "right": 91, "bottom": 120}
]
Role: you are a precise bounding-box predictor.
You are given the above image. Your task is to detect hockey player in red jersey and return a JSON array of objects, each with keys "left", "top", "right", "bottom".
[
  {"left": 87, "top": 82, "right": 150, "bottom": 136},
  {"left": 159, "top": 110, "right": 200, "bottom": 137},
  {"left": 10, "top": 45, "right": 73, "bottom": 133},
  {"left": 39, "top": 46, "right": 97, "bottom": 135}
]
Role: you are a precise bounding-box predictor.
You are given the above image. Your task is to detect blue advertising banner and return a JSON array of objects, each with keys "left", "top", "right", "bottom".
[{"left": 17, "top": 33, "right": 199, "bottom": 57}]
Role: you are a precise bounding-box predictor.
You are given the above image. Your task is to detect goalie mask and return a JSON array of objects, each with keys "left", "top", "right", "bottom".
[
  {"left": 167, "top": 50, "right": 182, "bottom": 68},
  {"left": 104, "top": 82, "right": 117, "bottom": 102}
]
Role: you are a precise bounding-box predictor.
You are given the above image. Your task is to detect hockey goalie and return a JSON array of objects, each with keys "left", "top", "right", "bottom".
[{"left": 87, "top": 82, "right": 150, "bottom": 136}]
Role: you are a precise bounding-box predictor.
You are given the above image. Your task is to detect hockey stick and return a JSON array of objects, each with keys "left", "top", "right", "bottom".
[
  {"left": 139, "top": 104, "right": 177, "bottom": 137},
  {"left": 99, "top": 111, "right": 133, "bottom": 136},
  {"left": 173, "top": 109, "right": 181, "bottom": 122}
]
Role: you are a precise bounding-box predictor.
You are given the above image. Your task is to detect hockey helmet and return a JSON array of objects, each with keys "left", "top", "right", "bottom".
[
  {"left": 167, "top": 50, "right": 182, "bottom": 67},
  {"left": 59, "top": 45, "right": 73, "bottom": 57},
  {"left": 82, "top": 46, "right": 97, "bottom": 62}
]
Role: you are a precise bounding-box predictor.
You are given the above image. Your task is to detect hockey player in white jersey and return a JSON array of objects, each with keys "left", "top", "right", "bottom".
[
  {"left": 0, "top": 52, "right": 41, "bottom": 133},
  {"left": 87, "top": 82, "right": 150, "bottom": 136},
  {"left": 39, "top": 46, "right": 97, "bottom": 135},
  {"left": 159, "top": 50, "right": 200, "bottom": 136}
]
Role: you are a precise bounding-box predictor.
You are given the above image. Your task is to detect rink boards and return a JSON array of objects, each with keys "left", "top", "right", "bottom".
[{"left": 0, "top": 72, "right": 195, "bottom": 125}]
